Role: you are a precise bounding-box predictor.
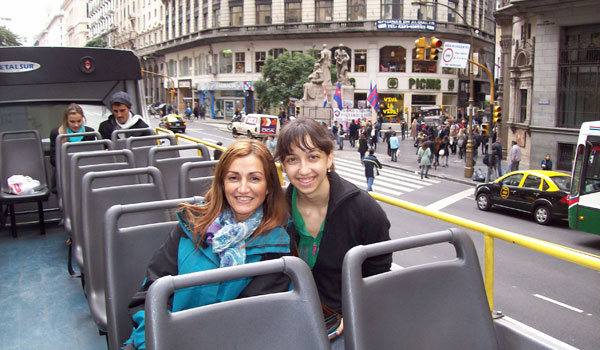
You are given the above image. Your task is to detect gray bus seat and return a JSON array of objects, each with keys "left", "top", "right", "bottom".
[
  {"left": 342, "top": 228, "right": 499, "bottom": 350},
  {"left": 111, "top": 128, "right": 154, "bottom": 149},
  {"left": 178, "top": 160, "right": 218, "bottom": 197},
  {"left": 148, "top": 143, "right": 210, "bottom": 199},
  {"left": 104, "top": 196, "right": 203, "bottom": 350},
  {"left": 0, "top": 130, "right": 51, "bottom": 237},
  {"left": 60, "top": 139, "right": 111, "bottom": 233},
  {"left": 125, "top": 134, "right": 176, "bottom": 169},
  {"left": 70, "top": 150, "right": 134, "bottom": 274},
  {"left": 54, "top": 131, "right": 101, "bottom": 199},
  {"left": 81, "top": 167, "right": 166, "bottom": 333},
  {"left": 145, "top": 256, "right": 330, "bottom": 350}
]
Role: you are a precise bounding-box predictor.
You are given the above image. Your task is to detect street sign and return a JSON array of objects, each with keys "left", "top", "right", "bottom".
[{"left": 440, "top": 42, "right": 471, "bottom": 69}]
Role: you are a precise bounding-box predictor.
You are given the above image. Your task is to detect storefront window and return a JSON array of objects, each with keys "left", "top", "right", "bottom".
[
  {"left": 348, "top": 0, "right": 366, "bottom": 20},
  {"left": 255, "top": 51, "right": 266, "bottom": 72},
  {"left": 380, "top": 46, "right": 406, "bottom": 72},
  {"left": 235, "top": 52, "right": 245, "bottom": 73},
  {"left": 354, "top": 49, "right": 367, "bottom": 72},
  {"left": 316, "top": 0, "right": 333, "bottom": 22},
  {"left": 268, "top": 48, "right": 287, "bottom": 59},
  {"left": 256, "top": 4, "right": 272, "bottom": 25},
  {"left": 381, "top": 0, "right": 402, "bottom": 20},
  {"left": 412, "top": 48, "right": 437, "bottom": 73},
  {"left": 220, "top": 50, "right": 233, "bottom": 73}
]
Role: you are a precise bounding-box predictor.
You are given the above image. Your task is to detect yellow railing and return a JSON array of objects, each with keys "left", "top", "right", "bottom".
[{"left": 369, "top": 192, "right": 600, "bottom": 310}]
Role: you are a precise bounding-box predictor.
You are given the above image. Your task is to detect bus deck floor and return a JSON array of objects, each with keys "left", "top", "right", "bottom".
[{"left": 0, "top": 223, "right": 107, "bottom": 350}]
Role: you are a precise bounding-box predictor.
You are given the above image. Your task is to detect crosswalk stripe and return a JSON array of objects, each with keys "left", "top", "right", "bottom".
[
  {"left": 334, "top": 157, "right": 439, "bottom": 185},
  {"left": 341, "top": 176, "right": 404, "bottom": 197},
  {"left": 336, "top": 169, "right": 416, "bottom": 193},
  {"left": 335, "top": 161, "right": 424, "bottom": 189}
]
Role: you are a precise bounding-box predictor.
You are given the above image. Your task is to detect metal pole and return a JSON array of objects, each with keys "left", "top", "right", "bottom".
[{"left": 411, "top": 1, "right": 475, "bottom": 178}]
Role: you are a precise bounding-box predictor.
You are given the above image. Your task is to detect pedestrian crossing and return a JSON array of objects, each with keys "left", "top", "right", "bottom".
[{"left": 333, "top": 157, "right": 439, "bottom": 197}]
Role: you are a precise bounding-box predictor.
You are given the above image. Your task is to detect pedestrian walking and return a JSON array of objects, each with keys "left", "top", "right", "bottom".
[
  {"left": 418, "top": 142, "right": 432, "bottom": 179},
  {"left": 362, "top": 148, "right": 382, "bottom": 192},
  {"left": 389, "top": 131, "right": 399, "bottom": 162},
  {"left": 491, "top": 138, "right": 503, "bottom": 177},
  {"left": 349, "top": 119, "right": 359, "bottom": 147},
  {"left": 541, "top": 154, "right": 553, "bottom": 170},
  {"left": 358, "top": 133, "right": 368, "bottom": 161},
  {"left": 410, "top": 119, "right": 418, "bottom": 140},
  {"left": 509, "top": 140, "right": 522, "bottom": 171},
  {"left": 440, "top": 136, "right": 450, "bottom": 167}
]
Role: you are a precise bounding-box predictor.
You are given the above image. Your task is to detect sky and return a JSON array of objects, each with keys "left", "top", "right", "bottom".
[{"left": 2, "top": 0, "right": 63, "bottom": 45}]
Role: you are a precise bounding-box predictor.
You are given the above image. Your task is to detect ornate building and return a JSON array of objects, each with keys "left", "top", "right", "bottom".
[
  {"left": 495, "top": 0, "right": 600, "bottom": 170},
  {"left": 87, "top": 0, "right": 115, "bottom": 46}
]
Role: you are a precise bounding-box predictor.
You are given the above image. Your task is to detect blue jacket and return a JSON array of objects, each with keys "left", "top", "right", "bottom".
[
  {"left": 125, "top": 211, "right": 291, "bottom": 349},
  {"left": 389, "top": 136, "right": 399, "bottom": 150}
]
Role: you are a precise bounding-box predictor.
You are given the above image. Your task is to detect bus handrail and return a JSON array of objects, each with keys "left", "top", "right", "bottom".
[{"left": 369, "top": 192, "right": 600, "bottom": 311}]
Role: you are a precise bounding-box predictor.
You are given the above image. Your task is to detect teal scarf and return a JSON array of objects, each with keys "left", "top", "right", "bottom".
[
  {"left": 66, "top": 126, "right": 85, "bottom": 142},
  {"left": 209, "top": 206, "right": 263, "bottom": 267}
]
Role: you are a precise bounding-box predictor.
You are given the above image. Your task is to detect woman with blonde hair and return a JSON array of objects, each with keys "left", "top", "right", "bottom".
[
  {"left": 49, "top": 103, "right": 96, "bottom": 167},
  {"left": 124, "top": 139, "right": 291, "bottom": 350}
]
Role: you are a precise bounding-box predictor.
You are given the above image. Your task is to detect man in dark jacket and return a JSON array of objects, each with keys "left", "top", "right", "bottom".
[
  {"left": 99, "top": 91, "right": 152, "bottom": 140},
  {"left": 362, "top": 148, "right": 382, "bottom": 192},
  {"left": 349, "top": 119, "right": 359, "bottom": 148}
]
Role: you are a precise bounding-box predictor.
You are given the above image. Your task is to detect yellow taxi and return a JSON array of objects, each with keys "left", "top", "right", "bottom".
[{"left": 475, "top": 170, "right": 571, "bottom": 225}]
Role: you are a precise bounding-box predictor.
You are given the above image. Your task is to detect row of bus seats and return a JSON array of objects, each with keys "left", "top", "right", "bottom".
[{"left": 56, "top": 131, "right": 216, "bottom": 276}]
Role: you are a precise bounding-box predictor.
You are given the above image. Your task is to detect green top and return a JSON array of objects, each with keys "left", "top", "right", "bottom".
[{"left": 292, "top": 187, "right": 325, "bottom": 269}]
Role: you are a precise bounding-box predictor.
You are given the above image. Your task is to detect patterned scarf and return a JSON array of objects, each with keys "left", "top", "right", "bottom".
[{"left": 208, "top": 206, "right": 263, "bottom": 267}]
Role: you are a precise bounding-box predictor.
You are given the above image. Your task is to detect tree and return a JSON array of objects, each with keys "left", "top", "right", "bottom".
[
  {"left": 0, "top": 25, "right": 23, "bottom": 46},
  {"left": 254, "top": 52, "right": 316, "bottom": 111},
  {"left": 85, "top": 38, "right": 107, "bottom": 47}
]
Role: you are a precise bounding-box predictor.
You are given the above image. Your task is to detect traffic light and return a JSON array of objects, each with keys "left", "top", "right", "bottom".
[
  {"left": 415, "top": 37, "right": 427, "bottom": 61},
  {"left": 295, "top": 106, "right": 301, "bottom": 117},
  {"left": 493, "top": 104, "right": 502, "bottom": 123},
  {"left": 429, "top": 37, "right": 443, "bottom": 60}
]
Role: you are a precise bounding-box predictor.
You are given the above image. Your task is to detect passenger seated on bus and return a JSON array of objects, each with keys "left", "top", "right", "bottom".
[
  {"left": 49, "top": 103, "right": 97, "bottom": 191},
  {"left": 123, "top": 139, "right": 291, "bottom": 350},
  {"left": 276, "top": 119, "right": 392, "bottom": 349},
  {"left": 99, "top": 91, "right": 151, "bottom": 140}
]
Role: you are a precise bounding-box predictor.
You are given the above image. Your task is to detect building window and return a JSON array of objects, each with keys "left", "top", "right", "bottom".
[
  {"left": 168, "top": 59, "right": 177, "bottom": 77},
  {"left": 316, "top": 0, "right": 333, "bottom": 22},
  {"left": 354, "top": 49, "right": 367, "bottom": 72},
  {"left": 256, "top": 4, "right": 272, "bottom": 25},
  {"left": 230, "top": 5, "right": 243, "bottom": 26},
  {"left": 348, "top": 0, "right": 366, "bottom": 21},
  {"left": 447, "top": 0, "right": 457, "bottom": 22},
  {"left": 412, "top": 48, "right": 437, "bottom": 73},
  {"left": 417, "top": 0, "right": 436, "bottom": 20},
  {"left": 268, "top": 48, "right": 287, "bottom": 59},
  {"left": 558, "top": 25, "right": 600, "bottom": 127},
  {"left": 212, "top": 7, "right": 220, "bottom": 27},
  {"left": 181, "top": 57, "right": 190, "bottom": 76},
  {"left": 379, "top": 46, "right": 406, "bottom": 72},
  {"left": 519, "top": 89, "right": 528, "bottom": 122},
  {"left": 381, "top": 0, "right": 401, "bottom": 20},
  {"left": 285, "top": 2, "right": 301, "bottom": 23},
  {"left": 557, "top": 143, "right": 575, "bottom": 171},
  {"left": 235, "top": 52, "right": 245, "bottom": 73},
  {"left": 220, "top": 50, "right": 233, "bottom": 73},
  {"left": 255, "top": 51, "right": 266, "bottom": 72}
]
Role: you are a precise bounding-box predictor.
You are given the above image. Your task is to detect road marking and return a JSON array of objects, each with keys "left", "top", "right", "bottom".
[
  {"left": 533, "top": 294, "right": 584, "bottom": 313},
  {"left": 425, "top": 188, "right": 474, "bottom": 211}
]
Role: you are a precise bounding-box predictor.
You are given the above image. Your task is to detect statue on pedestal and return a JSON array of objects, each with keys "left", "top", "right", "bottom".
[
  {"left": 302, "top": 63, "right": 324, "bottom": 102},
  {"left": 335, "top": 46, "right": 350, "bottom": 85},
  {"left": 319, "top": 44, "right": 332, "bottom": 86}
]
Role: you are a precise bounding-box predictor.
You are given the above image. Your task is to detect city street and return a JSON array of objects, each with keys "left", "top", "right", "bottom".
[{"left": 163, "top": 118, "right": 600, "bottom": 350}]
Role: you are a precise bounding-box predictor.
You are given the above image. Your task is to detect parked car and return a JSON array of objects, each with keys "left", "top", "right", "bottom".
[
  {"left": 475, "top": 170, "right": 571, "bottom": 225},
  {"left": 158, "top": 114, "right": 186, "bottom": 133},
  {"left": 229, "top": 114, "right": 279, "bottom": 139}
]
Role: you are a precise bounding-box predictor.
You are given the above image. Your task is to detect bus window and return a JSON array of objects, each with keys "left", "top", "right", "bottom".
[
  {"left": 571, "top": 144, "right": 585, "bottom": 196},
  {"left": 583, "top": 145, "right": 600, "bottom": 194}
]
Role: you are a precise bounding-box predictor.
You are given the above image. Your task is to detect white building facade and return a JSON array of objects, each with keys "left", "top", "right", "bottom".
[
  {"left": 62, "top": 0, "right": 90, "bottom": 47},
  {"left": 87, "top": 0, "right": 115, "bottom": 46}
]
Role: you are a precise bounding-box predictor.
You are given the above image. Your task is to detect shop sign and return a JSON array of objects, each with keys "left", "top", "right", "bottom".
[
  {"left": 376, "top": 19, "right": 436, "bottom": 31},
  {"left": 409, "top": 78, "right": 441, "bottom": 90},
  {"left": 332, "top": 108, "right": 371, "bottom": 123},
  {"left": 381, "top": 96, "right": 401, "bottom": 118},
  {"left": 196, "top": 81, "right": 245, "bottom": 91},
  {"left": 178, "top": 80, "right": 192, "bottom": 88}
]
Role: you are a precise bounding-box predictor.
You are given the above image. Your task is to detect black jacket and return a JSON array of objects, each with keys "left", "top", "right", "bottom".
[
  {"left": 363, "top": 155, "right": 382, "bottom": 178},
  {"left": 98, "top": 114, "right": 151, "bottom": 140},
  {"left": 286, "top": 172, "right": 392, "bottom": 314}
]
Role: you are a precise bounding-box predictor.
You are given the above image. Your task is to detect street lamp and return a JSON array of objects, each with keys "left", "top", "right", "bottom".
[{"left": 411, "top": 1, "right": 476, "bottom": 178}]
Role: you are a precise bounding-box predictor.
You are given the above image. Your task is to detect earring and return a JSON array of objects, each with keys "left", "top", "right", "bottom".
[{"left": 327, "top": 168, "right": 331, "bottom": 173}]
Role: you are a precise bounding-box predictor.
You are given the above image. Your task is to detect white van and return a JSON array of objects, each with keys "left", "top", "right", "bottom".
[{"left": 229, "top": 114, "right": 280, "bottom": 139}]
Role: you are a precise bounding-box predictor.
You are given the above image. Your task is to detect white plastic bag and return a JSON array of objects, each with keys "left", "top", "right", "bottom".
[{"left": 7, "top": 175, "right": 40, "bottom": 195}]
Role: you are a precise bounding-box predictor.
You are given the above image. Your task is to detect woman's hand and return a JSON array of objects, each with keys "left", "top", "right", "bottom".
[{"left": 328, "top": 317, "right": 344, "bottom": 340}]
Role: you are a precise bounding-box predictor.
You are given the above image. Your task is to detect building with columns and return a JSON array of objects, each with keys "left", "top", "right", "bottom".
[
  {"left": 144, "top": 0, "right": 496, "bottom": 121},
  {"left": 495, "top": 0, "right": 600, "bottom": 171}
]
